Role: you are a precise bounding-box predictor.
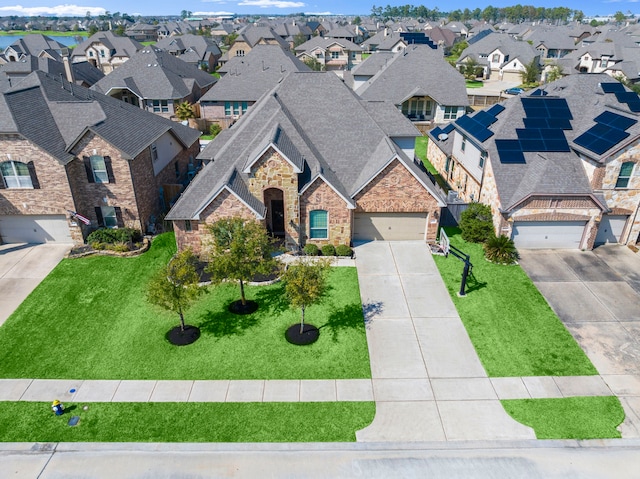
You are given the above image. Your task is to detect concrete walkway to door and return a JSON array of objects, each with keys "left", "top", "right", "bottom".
[{"left": 354, "top": 241, "right": 535, "bottom": 442}]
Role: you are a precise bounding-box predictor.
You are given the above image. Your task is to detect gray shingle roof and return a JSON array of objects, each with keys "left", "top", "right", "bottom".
[
  {"left": 167, "top": 71, "right": 441, "bottom": 220},
  {"left": 200, "top": 45, "right": 310, "bottom": 103},
  {"left": 294, "top": 36, "right": 363, "bottom": 54},
  {"left": 5, "top": 33, "right": 67, "bottom": 56},
  {"left": 71, "top": 31, "right": 143, "bottom": 59},
  {"left": 2, "top": 70, "right": 200, "bottom": 164},
  {"left": 356, "top": 44, "right": 469, "bottom": 107},
  {"left": 458, "top": 33, "right": 538, "bottom": 66},
  {"left": 90, "top": 47, "right": 216, "bottom": 100}
]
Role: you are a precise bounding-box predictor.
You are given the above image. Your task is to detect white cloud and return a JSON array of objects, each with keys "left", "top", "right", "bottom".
[
  {"left": 0, "top": 4, "right": 106, "bottom": 16},
  {"left": 304, "top": 11, "right": 332, "bottom": 15},
  {"left": 237, "top": 0, "right": 305, "bottom": 8}
]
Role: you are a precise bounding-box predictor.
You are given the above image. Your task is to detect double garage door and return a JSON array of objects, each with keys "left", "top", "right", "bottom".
[
  {"left": 512, "top": 221, "right": 586, "bottom": 249},
  {"left": 353, "top": 213, "right": 428, "bottom": 241},
  {"left": 0, "top": 215, "right": 73, "bottom": 244}
]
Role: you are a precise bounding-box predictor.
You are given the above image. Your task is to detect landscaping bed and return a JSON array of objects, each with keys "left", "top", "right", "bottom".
[
  {"left": 432, "top": 228, "right": 596, "bottom": 377},
  {"left": 0, "top": 233, "right": 371, "bottom": 380},
  {"left": 0, "top": 401, "right": 375, "bottom": 442}
]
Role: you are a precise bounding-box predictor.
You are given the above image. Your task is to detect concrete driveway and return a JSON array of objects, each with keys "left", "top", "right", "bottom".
[
  {"left": 0, "top": 243, "right": 70, "bottom": 325},
  {"left": 518, "top": 246, "right": 640, "bottom": 435}
]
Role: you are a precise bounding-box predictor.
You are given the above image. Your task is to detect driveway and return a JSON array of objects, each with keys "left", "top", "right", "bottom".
[
  {"left": 519, "top": 246, "right": 640, "bottom": 435},
  {"left": 0, "top": 243, "right": 70, "bottom": 325},
  {"left": 354, "top": 241, "right": 534, "bottom": 442}
]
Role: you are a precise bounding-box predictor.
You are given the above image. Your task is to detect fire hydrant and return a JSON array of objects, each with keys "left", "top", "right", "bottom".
[{"left": 51, "top": 399, "right": 64, "bottom": 416}]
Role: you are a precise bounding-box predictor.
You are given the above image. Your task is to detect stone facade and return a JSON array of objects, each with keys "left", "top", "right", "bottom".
[
  {"left": 300, "top": 178, "right": 351, "bottom": 246},
  {"left": 248, "top": 149, "right": 299, "bottom": 249},
  {"left": 355, "top": 159, "right": 441, "bottom": 241}
]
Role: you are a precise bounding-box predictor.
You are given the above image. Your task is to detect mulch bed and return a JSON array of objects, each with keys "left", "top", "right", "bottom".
[
  {"left": 228, "top": 300, "right": 259, "bottom": 315},
  {"left": 166, "top": 325, "right": 201, "bottom": 346},
  {"left": 285, "top": 324, "right": 319, "bottom": 345}
]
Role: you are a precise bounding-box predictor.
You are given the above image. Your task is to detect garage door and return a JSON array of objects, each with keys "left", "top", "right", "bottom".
[
  {"left": 595, "top": 215, "right": 628, "bottom": 245},
  {"left": 354, "top": 213, "right": 427, "bottom": 241},
  {"left": 512, "top": 221, "right": 586, "bottom": 249},
  {"left": 0, "top": 215, "right": 72, "bottom": 244}
]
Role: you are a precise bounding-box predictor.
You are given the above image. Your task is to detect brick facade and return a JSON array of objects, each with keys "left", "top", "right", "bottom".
[
  {"left": 355, "top": 159, "right": 441, "bottom": 241},
  {"left": 300, "top": 178, "right": 351, "bottom": 246}
]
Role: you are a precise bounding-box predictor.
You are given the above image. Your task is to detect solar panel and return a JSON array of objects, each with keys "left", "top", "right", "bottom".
[
  {"left": 574, "top": 126, "right": 629, "bottom": 155},
  {"left": 616, "top": 91, "right": 640, "bottom": 104},
  {"left": 496, "top": 139, "right": 526, "bottom": 164},
  {"left": 627, "top": 100, "right": 640, "bottom": 112},
  {"left": 474, "top": 110, "right": 497, "bottom": 127},
  {"left": 542, "top": 139, "right": 570, "bottom": 152},
  {"left": 487, "top": 103, "right": 505, "bottom": 116},
  {"left": 517, "top": 129, "right": 541, "bottom": 139},
  {"left": 474, "top": 128, "right": 494, "bottom": 143},
  {"left": 547, "top": 118, "right": 573, "bottom": 130},
  {"left": 601, "top": 82, "right": 625, "bottom": 93},
  {"left": 523, "top": 118, "right": 548, "bottom": 128},
  {"left": 530, "top": 89, "right": 548, "bottom": 96},
  {"left": 442, "top": 123, "right": 455, "bottom": 134}
]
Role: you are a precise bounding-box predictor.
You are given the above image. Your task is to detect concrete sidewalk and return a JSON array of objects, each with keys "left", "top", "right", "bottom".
[{"left": 353, "top": 241, "right": 535, "bottom": 442}]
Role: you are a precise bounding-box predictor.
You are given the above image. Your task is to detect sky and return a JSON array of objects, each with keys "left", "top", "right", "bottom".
[{"left": 0, "top": 1, "right": 637, "bottom": 18}]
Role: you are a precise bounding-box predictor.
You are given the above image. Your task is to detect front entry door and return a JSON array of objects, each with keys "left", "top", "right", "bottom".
[{"left": 271, "top": 200, "right": 285, "bottom": 236}]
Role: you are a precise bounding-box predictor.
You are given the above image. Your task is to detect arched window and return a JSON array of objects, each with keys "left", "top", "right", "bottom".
[
  {"left": 0, "top": 161, "right": 33, "bottom": 189},
  {"left": 616, "top": 162, "right": 635, "bottom": 188},
  {"left": 309, "top": 210, "right": 328, "bottom": 239}
]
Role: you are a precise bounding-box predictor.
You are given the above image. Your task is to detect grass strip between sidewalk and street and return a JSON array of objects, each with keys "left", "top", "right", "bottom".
[
  {"left": 0, "top": 401, "right": 375, "bottom": 442},
  {"left": 432, "top": 228, "right": 597, "bottom": 377},
  {"left": 0, "top": 233, "right": 371, "bottom": 380},
  {"left": 502, "top": 396, "right": 624, "bottom": 439}
]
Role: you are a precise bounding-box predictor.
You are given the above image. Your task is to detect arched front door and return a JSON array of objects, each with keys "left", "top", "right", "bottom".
[{"left": 264, "top": 188, "right": 285, "bottom": 238}]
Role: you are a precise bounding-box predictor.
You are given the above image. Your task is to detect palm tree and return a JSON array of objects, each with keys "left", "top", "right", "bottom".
[{"left": 175, "top": 101, "right": 195, "bottom": 121}]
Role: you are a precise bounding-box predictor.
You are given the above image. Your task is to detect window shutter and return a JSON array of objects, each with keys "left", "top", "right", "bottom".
[
  {"left": 114, "top": 206, "right": 124, "bottom": 227},
  {"left": 104, "top": 156, "right": 115, "bottom": 183},
  {"left": 84, "top": 157, "right": 95, "bottom": 183},
  {"left": 27, "top": 161, "right": 40, "bottom": 189},
  {"left": 95, "top": 207, "right": 104, "bottom": 227}
]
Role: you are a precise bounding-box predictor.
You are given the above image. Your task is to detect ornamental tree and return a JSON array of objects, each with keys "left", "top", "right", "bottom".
[{"left": 282, "top": 258, "right": 330, "bottom": 334}]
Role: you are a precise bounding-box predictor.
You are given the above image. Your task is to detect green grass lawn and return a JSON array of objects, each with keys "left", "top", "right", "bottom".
[
  {"left": 466, "top": 80, "right": 484, "bottom": 88},
  {"left": 0, "top": 233, "right": 371, "bottom": 380},
  {"left": 433, "top": 228, "right": 597, "bottom": 377},
  {"left": 414, "top": 136, "right": 450, "bottom": 192},
  {"left": 0, "top": 401, "right": 375, "bottom": 442},
  {"left": 502, "top": 397, "right": 624, "bottom": 439}
]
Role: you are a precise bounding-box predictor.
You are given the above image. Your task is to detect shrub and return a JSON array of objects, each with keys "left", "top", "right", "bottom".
[
  {"left": 321, "top": 244, "right": 336, "bottom": 256},
  {"left": 459, "top": 203, "right": 494, "bottom": 243},
  {"left": 106, "top": 242, "right": 130, "bottom": 253},
  {"left": 484, "top": 234, "right": 519, "bottom": 264},
  {"left": 209, "top": 123, "right": 222, "bottom": 138},
  {"left": 303, "top": 243, "right": 319, "bottom": 256},
  {"left": 335, "top": 244, "right": 353, "bottom": 257},
  {"left": 86, "top": 227, "right": 142, "bottom": 246}
]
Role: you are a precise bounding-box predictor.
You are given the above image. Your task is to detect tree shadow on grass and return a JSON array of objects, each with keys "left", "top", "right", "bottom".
[
  {"left": 318, "top": 302, "right": 374, "bottom": 342},
  {"left": 198, "top": 307, "right": 261, "bottom": 338},
  {"left": 253, "top": 283, "right": 289, "bottom": 316}
]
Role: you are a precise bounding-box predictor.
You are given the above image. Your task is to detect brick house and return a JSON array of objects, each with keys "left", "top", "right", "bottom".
[
  {"left": 427, "top": 74, "right": 640, "bottom": 250},
  {"left": 294, "top": 37, "right": 363, "bottom": 74},
  {"left": 71, "top": 31, "right": 143, "bottom": 74},
  {"left": 0, "top": 71, "right": 200, "bottom": 244},
  {"left": 166, "top": 72, "right": 445, "bottom": 256}
]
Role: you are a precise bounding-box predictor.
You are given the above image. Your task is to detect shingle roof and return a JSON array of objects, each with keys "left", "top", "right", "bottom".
[
  {"left": 356, "top": 44, "right": 469, "bottom": 107},
  {"left": 167, "top": 72, "right": 441, "bottom": 220},
  {"left": 71, "top": 31, "right": 143, "bottom": 58},
  {"left": 155, "top": 34, "right": 221, "bottom": 60},
  {"left": 90, "top": 47, "right": 216, "bottom": 100},
  {"left": 201, "top": 45, "right": 310, "bottom": 102},
  {"left": 1, "top": 70, "right": 200, "bottom": 164},
  {"left": 5, "top": 33, "right": 67, "bottom": 56},
  {"left": 294, "top": 36, "right": 363, "bottom": 54},
  {"left": 458, "top": 33, "right": 538, "bottom": 66}
]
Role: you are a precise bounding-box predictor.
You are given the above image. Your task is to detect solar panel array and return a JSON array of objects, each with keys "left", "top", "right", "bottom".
[
  {"left": 497, "top": 97, "right": 574, "bottom": 164},
  {"left": 600, "top": 82, "right": 640, "bottom": 112},
  {"left": 430, "top": 122, "right": 455, "bottom": 139},
  {"left": 574, "top": 110, "right": 637, "bottom": 155},
  {"left": 454, "top": 105, "right": 505, "bottom": 143},
  {"left": 399, "top": 32, "right": 438, "bottom": 49}
]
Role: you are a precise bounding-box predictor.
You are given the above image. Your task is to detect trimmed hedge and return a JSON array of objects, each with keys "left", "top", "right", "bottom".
[
  {"left": 303, "top": 244, "right": 319, "bottom": 256},
  {"left": 321, "top": 244, "right": 336, "bottom": 256}
]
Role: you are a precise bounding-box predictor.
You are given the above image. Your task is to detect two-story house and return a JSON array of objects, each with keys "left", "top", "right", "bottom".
[
  {"left": 0, "top": 71, "right": 200, "bottom": 244},
  {"left": 166, "top": 72, "right": 445, "bottom": 255},
  {"left": 294, "top": 36, "right": 363, "bottom": 74},
  {"left": 71, "top": 31, "right": 143, "bottom": 74},
  {"left": 2, "top": 34, "right": 68, "bottom": 62},
  {"left": 427, "top": 74, "right": 640, "bottom": 250},
  {"left": 155, "top": 34, "right": 222, "bottom": 73}
]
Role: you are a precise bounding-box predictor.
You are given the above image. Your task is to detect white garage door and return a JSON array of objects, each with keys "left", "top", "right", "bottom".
[
  {"left": 595, "top": 215, "right": 628, "bottom": 245},
  {"left": 0, "top": 215, "right": 72, "bottom": 244},
  {"left": 512, "top": 221, "right": 586, "bottom": 249},
  {"left": 354, "top": 213, "right": 427, "bottom": 241}
]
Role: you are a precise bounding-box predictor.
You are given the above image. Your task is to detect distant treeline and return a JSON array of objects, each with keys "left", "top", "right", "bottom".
[{"left": 370, "top": 5, "right": 585, "bottom": 23}]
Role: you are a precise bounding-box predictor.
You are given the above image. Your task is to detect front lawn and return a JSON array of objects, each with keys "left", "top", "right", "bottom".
[
  {"left": 433, "top": 228, "right": 597, "bottom": 377},
  {"left": 502, "top": 397, "right": 624, "bottom": 439},
  {"left": 0, "top": 401, "right": 375, "bottom": 442},
  {"left": 466, "top": 80, "right": 484, "bottom": 88},
  {"left": 0, "top": 233, "right": 371, "bottom": 380}
]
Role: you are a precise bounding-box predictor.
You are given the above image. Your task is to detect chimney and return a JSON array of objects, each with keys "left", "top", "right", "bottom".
[
  {"left": 384, "top": 27, "right": 388, "bottom": 37},
  {"left": 61, "top": 49, "right": 75, "bottom": 84}
]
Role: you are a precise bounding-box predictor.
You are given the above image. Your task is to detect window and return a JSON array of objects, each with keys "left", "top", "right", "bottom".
[
  {"left": 224, "top": 101, "right": 247, "bottom": 117},
  {"left": 351, "top": 51, "right": 356, "bottom": 59},
  {"left": 185, "top": 220, "right": 192, "bottom": 232},
  {"left": 101, "top": 206, "right": 117, "bottom": 228},
  {"left": 151, "top": 143, "right": 158, "bottom": 162},
  {"left": 616, "top": 162, "right": 635, "bottom": 188},
  {"left": 479, "top": 151, "right": 487, "bottom": 168},
  {"left": 443, "top": 106, "right": 458, "bottom": 120},
  {"left": 1, "top": 160, "right": 34, "bottom": 188},
  {"left": 445, "top": 157, "right": 451, "bottom": 173},
  {"left": 309, "top": 210, "right": 328, "bottom": 239},
  {"left": 224, "top": 101, "right": 231, "bottom": 116},
  {"left": 492, "top": 53, "right": 500, "bottom": 63},
  {"left": 90, "top": 155, "right": 109, "bottom": 183},
  {"left": 461, "top": 137, "right": 467, "bottom": 152},
  {"left": 100, "top": 49, "right": 105, "bottom": 58},
  {"left": 331, "top": 51, "right": 339, "bottom": 59},
  {"left": 152, "top": 100, "right": 168, "bottom": 113},
  {"left": 89, "top": 51, "right": 94, "bottom": 57},
  {"left": 236, "top": 49, "right": 245, "bottom": 57},
  {"left": 315, "top": 53, "right": 322, "bottom": 59}
]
